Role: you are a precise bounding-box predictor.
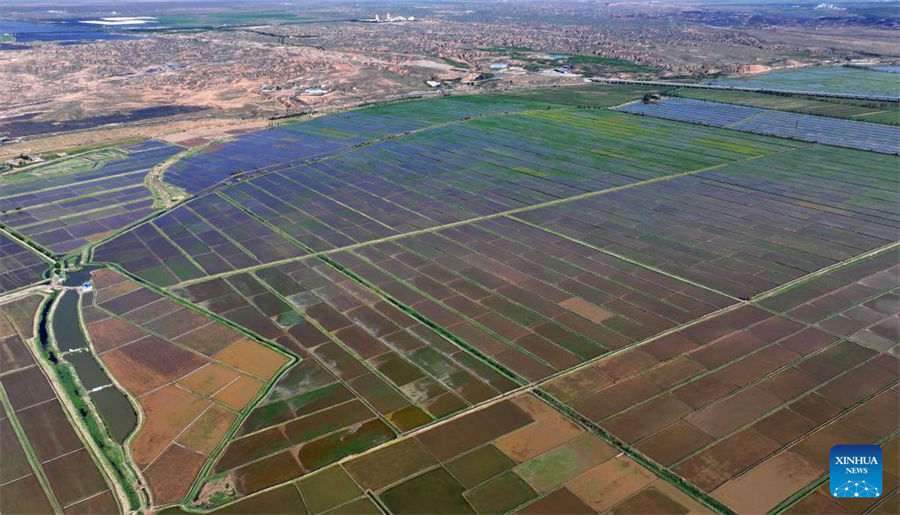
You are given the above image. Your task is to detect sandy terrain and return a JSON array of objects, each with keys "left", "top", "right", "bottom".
[{"left": 0, "top": 116, "right": 267, "bottom": 159}]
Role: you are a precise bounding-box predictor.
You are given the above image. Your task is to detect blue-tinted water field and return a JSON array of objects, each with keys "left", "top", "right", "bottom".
[{"left": 0, "top": 20, "right": 140, "bottom": 44}]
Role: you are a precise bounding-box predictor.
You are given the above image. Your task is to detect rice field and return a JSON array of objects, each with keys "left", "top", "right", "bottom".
[
  {"left": 517, "top": 145, "right": 898, "bottom": 299},
  {"left": 169, "top": 257, "right": 521, "bottom": 485},
  {"left": 0, "top": 232, "right": 48, "bottom": 293},
  {"left": 712, "top": 66, "right": 900, "bottom": 98},
  {"left": 0, "top": 294, "right": 121, "bottom": 514},
  {"left": 93, "top": 108, "right": 802, "bottom": 286},
  {"left": 541, "top": 247, "right": 899, "bottom": 514},
  {"left": 618, "top": 97, "right": 900, "bottom": 154},
  {"left": 327, "top": 218, "right": 734, "bottom": 381},
  {"left": 3, "top": 83, "right": 898, "bottom": 513},
  {"left": 0, "top": 143, "right": 181, "bottom": 254},
  {"left": 162, "top": 95, "right": 536, "bottom": 195},
  {"left": 159, "top": 214, "right": 734, "bottom": 497},
  {"left": 80, "top": 268, "right": 291, "bottom": 505},
  {"left": 200, "top": 393, "right": 713, "bottom": 514},
  {"left": 668, "top": 88, "right": 900, "bottom": 126}
]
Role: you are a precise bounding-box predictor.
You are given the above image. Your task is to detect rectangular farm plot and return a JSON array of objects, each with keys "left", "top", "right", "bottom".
[
  {"left": 92, "top": 221, "right": 210, "bottom": 287},
  {"left": 200, "top": 363, "right": 393, "bottom": 494},
  {"left": 93, "top": 192, "right": 309, "bottom": 286},
  {"left": 541, "top": 290, "right": 899, "bottom": 513},
  {"left": 202, "top": 463, "right": 379, "bottom": 514},
  {"left": 518, "top": 145, "right": 899, "bottom": 299},
  {"left": 618, "top": 97, "right": 900, "bottom": 154},
  {"left": 1, "top": 475, "right": 56, "bottom": 515},
  {"left": 173, "top": 262, "right": 518, "bottom": 431},
  {"left": 161, "top": 124, "right": 353, "bottom": 195},
  {"left": 668, "top": 87, "right": 900, "bottom": 126},
  {"left": 219, "top": 174, "right": 402, "bottom": 252},
  {"left": 1, "top": 415, "right": 33, "bottom": 485},
  {"left": 712, "top": 65, "right": 900, "bottom": 98},
  {"left": 143, "top": 443, "right": 210, "bottom": 505},
  {"left": 0, "top": 295, "right": 120, "bottom": 513},
  {"left": 361, "top": 394, "right": 709, "bottom": 514},
  {"left": 758, "top": 247, "right": 899, "bottom": 356},
  {"left": 329, "top": 217, "right": 734, "bottom": 382},
  {"left": 181, "top": 256, "right": 529, "bottom": 495},
  {"left": 0, "top": 399, "right": 58, "bottom": 514},
  {"left": 203, "top": 393, "right": 710, "bottom": 514},
  {"left": 81, "top": 269, "right": 290, "bottom": 507},
  {"left": 0, "top": 293, "right": 42, "bottom": 362},
  {"left": 735, "top": 248, "right": 899, "bottom": 513},
  {"left": 0, "top": 233, "right": 48, "bottom": 294},
  {"left": 0, "top": 144, "right": 180, "bottom": 255}
]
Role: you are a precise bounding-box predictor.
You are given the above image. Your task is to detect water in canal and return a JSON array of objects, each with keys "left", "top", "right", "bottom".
[
  {"left": 62, "top": 265, "right": 103, "bottom": 286},
  {"left": 52, "top": 291, "right": 89, "bottom": 351},
  {"left": 66, "top": 351, "right": 110, "bottom": 390},
  {"left": 47, "top": 285, "right": 138, "bottom": 444},
  {"left": 90, "top": 387, "right": 138, "bottom": 444}
]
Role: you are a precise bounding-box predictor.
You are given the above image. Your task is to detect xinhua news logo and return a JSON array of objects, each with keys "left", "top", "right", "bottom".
[{"left": 830, "top": 445, "right": 882, "bottom": 498}]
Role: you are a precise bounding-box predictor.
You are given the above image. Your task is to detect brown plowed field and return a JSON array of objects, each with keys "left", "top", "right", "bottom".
[
  {"left": 1, "top": 295, "right": 117, "bottom": 512},
  {"left": 541, "top": 250, "right": 900, "bottom": 513},
  {"left": 83, "top": 268, "right": 291, "bottom": 506}
]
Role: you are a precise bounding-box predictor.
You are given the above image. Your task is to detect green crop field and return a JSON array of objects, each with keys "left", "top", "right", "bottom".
[
  {"left": 4, "top": 148, "right": 128, "bottom": 183},
  {"left": 492, "top": 84, "right": 664, "bottom": 108},
  {"left": 713, "top": 66, "right": 900, "bottom": 97}
]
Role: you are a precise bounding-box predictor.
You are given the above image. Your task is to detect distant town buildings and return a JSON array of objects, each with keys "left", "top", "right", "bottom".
[{"left": 358, "top": 13, "right": 417, "bottom": 23}]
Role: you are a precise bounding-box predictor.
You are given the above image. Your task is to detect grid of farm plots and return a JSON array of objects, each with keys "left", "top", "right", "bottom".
[{"left": 2, "top": 89, "right": 897, "bottom": 514}]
